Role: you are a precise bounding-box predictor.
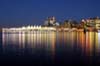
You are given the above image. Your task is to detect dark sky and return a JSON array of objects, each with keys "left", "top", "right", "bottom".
[{"left": 0, "top": 0, "right": 100, "bottom": 27}]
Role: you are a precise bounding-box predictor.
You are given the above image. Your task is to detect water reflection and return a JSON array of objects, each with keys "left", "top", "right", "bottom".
[
  {"left": 2, "top": 31, "right": 56, "bottom": 57},
  {"left": 2, "top": 31, "right": 100, "bottom": 58},
  {"left": 76, "top": 32, "right": 100, "bottom": 56}
]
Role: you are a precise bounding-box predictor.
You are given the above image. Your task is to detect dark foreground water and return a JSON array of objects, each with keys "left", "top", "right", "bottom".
[{"left": 0, "top": 31, "right": 100, "bottom": 65}]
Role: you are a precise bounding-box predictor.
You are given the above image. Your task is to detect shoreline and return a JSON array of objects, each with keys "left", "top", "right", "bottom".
[{"left": 2, "top": 27, "right": 100, "bottom": 32}]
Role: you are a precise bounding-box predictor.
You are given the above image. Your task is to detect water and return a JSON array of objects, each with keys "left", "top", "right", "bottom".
[{"left": 0, "top": 31, "right": 100, "bottom": 65}]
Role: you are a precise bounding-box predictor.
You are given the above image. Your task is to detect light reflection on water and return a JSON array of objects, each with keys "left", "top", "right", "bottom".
[
  {"left": 2, "top": 31, "right": 100, "bottom": 64},
  {"left": 2, "top": 31, "right": 56, "bottom": 57}
]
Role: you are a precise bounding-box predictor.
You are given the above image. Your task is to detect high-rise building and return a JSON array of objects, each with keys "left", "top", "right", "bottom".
[{"left": 44, "top": 16, "right": 59, "bottom": 26}]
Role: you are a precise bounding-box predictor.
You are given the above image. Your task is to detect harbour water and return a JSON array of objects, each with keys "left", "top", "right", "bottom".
[{"left": 0, "top": 31, "right": 100, "bottom": 65}]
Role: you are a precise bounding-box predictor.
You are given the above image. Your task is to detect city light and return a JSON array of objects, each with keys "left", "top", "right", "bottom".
[{"left": 2, "top": 16, "right": 100, "bottom": 33}]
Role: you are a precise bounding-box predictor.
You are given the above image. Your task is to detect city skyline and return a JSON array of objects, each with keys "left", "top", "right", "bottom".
[{"left": 0, "top": 0, "right": 100, "bottom": 27}]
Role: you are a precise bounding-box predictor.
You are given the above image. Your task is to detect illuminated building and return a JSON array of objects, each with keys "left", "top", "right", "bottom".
[
  {"left": 80, "top": 17, "right": 100, "bottom": 31},
  {"left": 2, "top": 17, "right": 100, "bottom": 32},
  {"left": 44, "top": 16, "right": 59, "bottom": 26},
  {"left": 2, "top": 25, "right": 56, "bottom": 33}
]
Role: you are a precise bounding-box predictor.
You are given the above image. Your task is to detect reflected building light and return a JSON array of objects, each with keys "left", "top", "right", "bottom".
[
  {"left": 87, "top": 32, "right": 92, "bottom": 56},
  {"left": 64, "top": 32, "right": 67, "bottom": 44},
  {"left": 71, "top": 32, "right": 74, "bottom": 47},
  {"left": 2, "top": 28, "right": 56, "bottom": 55},
  {"left": 2, "top": 33, "right": 8, "bottom": 53},
  {"left": 97, "top": 33, "right": 100, "bottom": 53},
  {"left": 11, "top": 34, "right": 16, "bottom": 44},
  {"left": 95, "top": 33, "right": 98, "bottom": 54},
  {"left": 81, "top": 32, "right": 86, "bottom": 52},
  {"left": 33, "top": 33, "right": 37, "bottom": 47},
  {"left": 85, "top": 32, "right": 95, "bottom": 56},
  {"left": 27, "top": 33, "right": 32, "bottom": 46},
  {"left": 22, "top": 33, "right": 25, "bottom": 49},
  {"left": 18, "top": 33, "right": 22, "bottom": 48},
  {"left": 86, "top": 32, "right": 89, "bottom": 55},
  {"left": 51, "top": 32, "right": 56, "bottom": 57},
  {"left": 90, "top": 32, "right": 94, "bottom": 52}
]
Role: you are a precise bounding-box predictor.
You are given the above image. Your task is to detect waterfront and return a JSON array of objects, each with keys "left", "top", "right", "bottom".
[{"left": 0, "top": 31, "right": 100, "bottom": 65}]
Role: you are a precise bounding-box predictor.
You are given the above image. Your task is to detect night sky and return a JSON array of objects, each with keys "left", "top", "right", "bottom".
[{"left": 0, "top": 0, "right": 100, "bottom": 27}]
